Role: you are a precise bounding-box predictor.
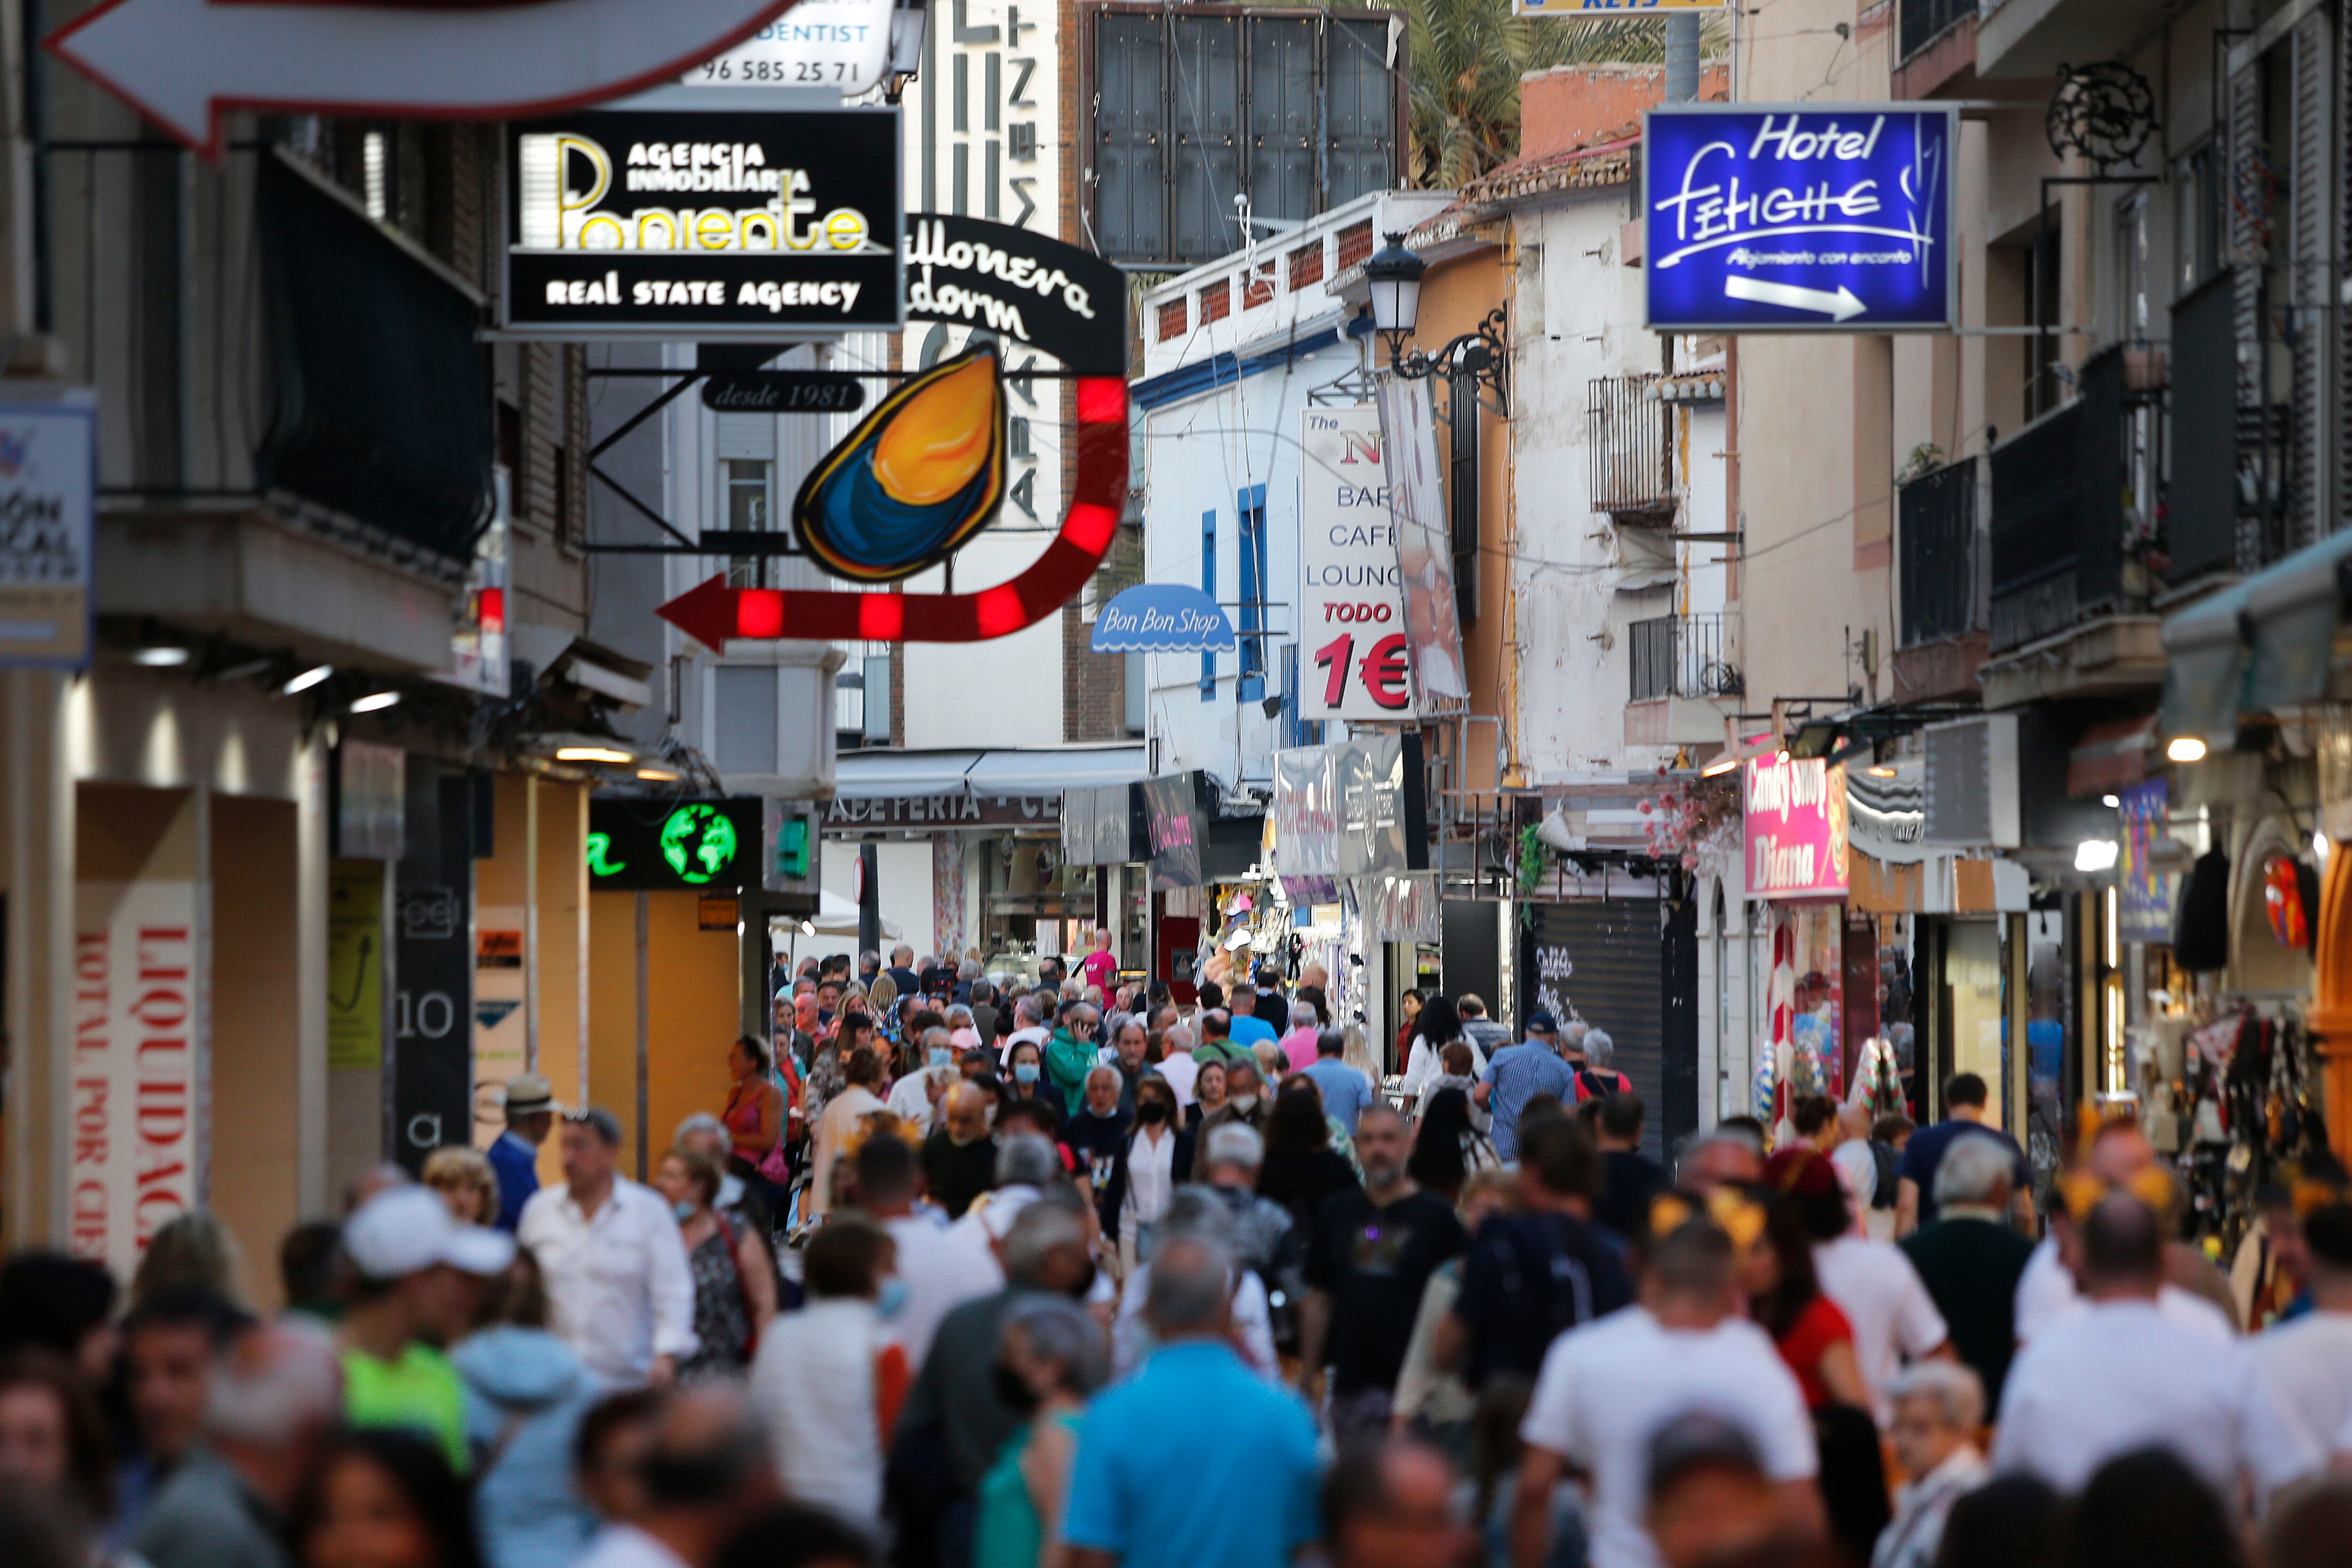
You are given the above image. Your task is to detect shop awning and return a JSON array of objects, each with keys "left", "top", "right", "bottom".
[
  {"left": 2161, "top": 528, "right": 2352, "bottom": 740},
  {"left": 832, "top": 750, "right": 989, "bottom": 799},
  {"left": 831, "top": 746, "right": 1148, "bottom": 800},
  {"left": 962, "top": 745, "right": 1148, "bottom": 796}
]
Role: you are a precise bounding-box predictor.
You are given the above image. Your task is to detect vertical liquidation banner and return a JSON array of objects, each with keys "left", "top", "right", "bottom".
[{"left": 72, "top": 877, "right": 202, "bottom": 1281}]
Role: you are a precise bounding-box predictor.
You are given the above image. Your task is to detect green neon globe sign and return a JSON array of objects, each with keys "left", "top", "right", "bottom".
[{"left": 660, "top": 803, "right": 740, "bottom": 885}]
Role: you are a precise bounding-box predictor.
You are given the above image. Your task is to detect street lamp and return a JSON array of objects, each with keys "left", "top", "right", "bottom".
[{"left": 1363, "top": 232, "right": 1507, "bottom": 411}]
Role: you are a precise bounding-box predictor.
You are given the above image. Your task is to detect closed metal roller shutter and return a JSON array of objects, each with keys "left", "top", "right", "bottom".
[{"left": 1520, "top": 900, "right": 1667, "bottom": 1161}]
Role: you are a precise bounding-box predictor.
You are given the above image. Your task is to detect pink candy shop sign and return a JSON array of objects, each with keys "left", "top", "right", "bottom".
[{"left": 1743, "top": 753, "right": 1849, "bottom": 900}]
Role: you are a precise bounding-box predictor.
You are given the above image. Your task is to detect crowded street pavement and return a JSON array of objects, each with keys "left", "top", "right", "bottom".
[{"left": 9, "top": 0, "right": 2352, "bottom": 1564}]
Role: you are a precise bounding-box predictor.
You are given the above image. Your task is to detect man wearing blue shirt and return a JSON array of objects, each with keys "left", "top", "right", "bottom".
[
  {"left": 1473, "top": 1012, "right": 1578, "bottom": 1163},
  {"left": 487, "top": 1073, "right": 556, "bottom": 1232},
  {"left": 1226, "top": 986, "right": 1279, "bottom": 1051},
  {"left": 1064, "top": 1237, "right": 1321, "bottom": 1568},
  {"left": 1301, "top": 1029, "right": 1375, "bottom": 1133}
]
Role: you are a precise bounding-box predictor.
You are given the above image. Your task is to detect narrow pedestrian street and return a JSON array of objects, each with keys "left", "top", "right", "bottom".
[{"left": 3, "top": 2, "right": 2352, "bottom": 1568}]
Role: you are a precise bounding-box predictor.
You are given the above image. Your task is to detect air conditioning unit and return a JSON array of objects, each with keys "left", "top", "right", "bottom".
[{"left": 1922, "top": 715, "right": 2020, "bottom": 847}]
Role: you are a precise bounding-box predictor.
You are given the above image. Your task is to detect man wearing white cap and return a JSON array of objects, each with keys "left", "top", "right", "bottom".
[
  {"left": 520, "top": 1106, "right": 699, "bottom": 1389},
  {"left": 339, "top": 1183, "right": 516, "bottom": 1472}
]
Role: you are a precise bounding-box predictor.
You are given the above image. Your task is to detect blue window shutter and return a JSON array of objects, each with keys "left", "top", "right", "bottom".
[
  {"left": 1200, "top": 508, "right": 1217, "bottom": 701},
  {"left": 1237, "top": 485, "right": 1267, "bottom": 702}
]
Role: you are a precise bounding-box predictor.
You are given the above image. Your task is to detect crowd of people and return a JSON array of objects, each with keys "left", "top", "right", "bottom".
[{"left": 8, "top": 941, "right": 2352, "bottom": 1568}]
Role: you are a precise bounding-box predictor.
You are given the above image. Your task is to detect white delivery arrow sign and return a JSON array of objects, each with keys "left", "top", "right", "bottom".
[
  {"left": 1724, "top": 276, "right": 1867, "bottom": 322},
  {"left": 48, "top": 0, "right": 798, "bottom": 159}
]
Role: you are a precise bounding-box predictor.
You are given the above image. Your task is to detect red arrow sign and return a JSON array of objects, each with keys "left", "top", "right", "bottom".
[
  {"left": 47, "top": 0, "right": 797, "bottom": 159},
  {"left": 657, "top": 377, "right": 1131, "bottom": 650}
]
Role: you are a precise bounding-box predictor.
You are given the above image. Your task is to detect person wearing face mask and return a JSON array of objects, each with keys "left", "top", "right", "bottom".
[
  {"left": 1001, "top": 1038, "right": 1067, "bottom": 1125},
  {"left": 1062, "top": 1068, "right": 1135, "bottom": 1238},
  {"left": 1100, "top": 1078, "right": 1194, "bottom": 1281},
  {"left": 1196, "top": 1058, "right": 1270, "bottom": 1151},
  {"left": 745, "top": 1216, "right": 911, "bottom": 1534},
  {"left": 886, "top": 1027, "right": 961, "bottom": 1136},
  {"left": 652, "top": 1148, "right": 778, "bottom": 1381}
]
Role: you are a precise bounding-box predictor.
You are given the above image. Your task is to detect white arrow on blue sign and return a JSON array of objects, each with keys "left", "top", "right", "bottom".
[{"left": 1644, "top": 104, "right": 1958, "bottom": 333}]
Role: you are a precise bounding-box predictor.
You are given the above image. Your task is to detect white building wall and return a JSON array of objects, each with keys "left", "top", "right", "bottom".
[{"left": 1511, "top": 189, "right": 1731, "bottom": 781}]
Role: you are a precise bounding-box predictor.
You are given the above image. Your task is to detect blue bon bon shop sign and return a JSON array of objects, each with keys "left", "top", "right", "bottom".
[{"left": 1644, "top": 104, "right": 1956, "bottom": 333}]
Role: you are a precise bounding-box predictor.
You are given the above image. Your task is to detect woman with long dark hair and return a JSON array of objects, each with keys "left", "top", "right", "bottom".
[
  {"left": 1407, "top": 1086, "right": 1498, "bottom": 1204},
  {"left": 1738, "top": 1168, "right": 1884, "bottom": 1566},
  {"left": 1257, "top": 1082, "right": 1357, "bottom": 1231},
  {"left": 294, "top": 1428, "right": 484, "bottom": 1568},
  {"left": 1402, "top": 995, "right": 1485, "bottom": 1100}
]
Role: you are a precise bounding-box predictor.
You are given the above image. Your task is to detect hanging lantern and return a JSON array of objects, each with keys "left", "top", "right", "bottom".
[{"left": 2264, "top": 855, "right": 2311, "bottom": 950}]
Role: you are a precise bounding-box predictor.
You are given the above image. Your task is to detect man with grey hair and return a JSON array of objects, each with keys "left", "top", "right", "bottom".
[
  {"left": 1111, "top": 1186, "right": 1279, "bottom": 1377},
  {"left": 1156, "top": 1021, "right": 1200, "bottom": 1107},
  {"left": 1063, "top": 1236, "right": 1321, "bottom": 1568},
  {"left": 1002, "top": 991, "right": 1052, "bottom": 1065},
  {"left": 1899, "top": 1130, "right": 2036, "bottom": 1412},
  {"left": 1875, "top": 1363, "right": 1988, "bottom": 1568},
  {"left": 1198, "top": 1122, "right": 1303, "bottom": 1294},
  {"left": 885, "top": 944, "right": 920, "bottom": 997},
  {"left": 902, "top": 1191, "right": 1099, "bottom": 1556},
  {"left": 133, "top": 1323, "right": 342, "bottom": 1568}
]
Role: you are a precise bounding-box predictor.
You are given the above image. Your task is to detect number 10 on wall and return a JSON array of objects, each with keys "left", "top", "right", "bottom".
[{"left": 1315, "top": 632, "right": 1412, "bottom": 711}]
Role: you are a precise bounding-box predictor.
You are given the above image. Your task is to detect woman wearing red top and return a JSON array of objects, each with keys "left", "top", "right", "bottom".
[{"left": 1744, "top": 1159, "right": 1887, "bottom": 1566}]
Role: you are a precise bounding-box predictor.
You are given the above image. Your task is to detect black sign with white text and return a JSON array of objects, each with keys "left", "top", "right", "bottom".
[
  {"left": 504, "top": 108, "right": 902, "bottom": 335},
  {"left": 700, "top": 372, "right": 867, "bottom": 413},
  {"left": 904, "top": 215, "right": 1128, "bottom": 374}
]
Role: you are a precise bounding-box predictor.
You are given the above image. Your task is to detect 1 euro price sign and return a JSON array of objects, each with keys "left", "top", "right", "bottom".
[
  {"left": 1299, "top": 406, "right": 1415, "bottom": 720},
  {"left": 1645, "top": 104, "right": 1957, "bottom": 332}
]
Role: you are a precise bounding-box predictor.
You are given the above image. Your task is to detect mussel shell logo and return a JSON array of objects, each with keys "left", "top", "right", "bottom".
[{"left": 793, "top": 346, "right": 1007, "bottom": 583}]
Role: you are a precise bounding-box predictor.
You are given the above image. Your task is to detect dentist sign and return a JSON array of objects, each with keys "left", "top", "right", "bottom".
[{"left": 1644, "top": 104, "right": 1955, "bottom": 333}]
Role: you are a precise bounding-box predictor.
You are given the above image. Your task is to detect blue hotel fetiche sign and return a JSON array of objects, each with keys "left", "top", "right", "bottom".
[{"left": 1644, "top": 105, "right": 1957, "bottom": 333}]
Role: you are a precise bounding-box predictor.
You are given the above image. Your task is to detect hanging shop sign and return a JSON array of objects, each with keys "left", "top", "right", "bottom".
[
  {"left": 48, "top": 0, "right": 797, "bottom": 160},
  {"left": 1142, "top": 772, "right": 1211, "bottom": 890},
  {"left": 655, "top": 214, "right": 1127, "bottom": 640},
  {"left": 1744, "top": 752, "right": 1850, "bottom": 899},
  {"left": 1300, "top": 405, "right": 1415, "bottom": 720},
  {"left": 1060, "top": 783, "right": 1145, "bottom": 866},
  {"left": 0, "top": 398, "right": 95, "bottom": 668},
  {"left": 2116, "top": 779, "right": 2174, "bottom": 942},
  {"left": 794, "top": 346, "right": 1007, "bottom": 581},
  {"left": 586, "top": 797, "right": 763, "bottom": 891},
  {"left": 1089, "top": 584, "right": 1237, "bottom": 654},
  {"left": 1272, "top": 734, "right": 1430, "bottom": 879},
  {"left": 682, "top": 0, "right": 893, "bottom": 94},
  {"left": 1375, "top": 378, "right": 1469, "bottom": 702},
  {"left": 905, "top": 215, "right": 1129, "bottom": 377},
  {"left": 1644, "top": 105, "right": 1957, "bottom": 333},
  {"left": 503, "top": 107, "right": 902, "bottom": 336}
]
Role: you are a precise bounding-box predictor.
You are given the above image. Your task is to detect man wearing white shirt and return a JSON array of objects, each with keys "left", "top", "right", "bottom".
[
  {"left": 1991, "top": 1191, "right": 2315, "bottom": 1500},
  {"left": 1154, "top": 1024, "right": 1200, "bottom": 1107},
  {"left": 2013, "top": 1118, "right": 2240, "bottom": 1344},
  {"left": 854, "top": 1135, "right": 995, "bottom": 1376},
  {"left": 2251, "top": 1203, "right": 2352, "bottom": 1455},
  {"left": 1512, "top": 1212, "right": 1821, "bottom": 1568},
  {"left": 518, "top": 1107, "right": 698, "bottom": 1390},
  {"left": 1813, "top": 1230, "right": 1949, "bottom": 1425}
]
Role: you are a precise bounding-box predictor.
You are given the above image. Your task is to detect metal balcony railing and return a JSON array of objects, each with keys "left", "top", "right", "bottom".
[
  {"left": 1989, "top": 347, "right": 2129, "bottom": 652},
  {"left": 1588, "top": 375, "right": 1677, "bottom": 523},
  {"left": 1897, "top": 457, "right": 1982, "bottom": 647},
  {"left": 1899, "top": 0, "right": 1974, "bottom": 60},
  {"left": 1629, "top": 613, "right": 1742, "bottom": 702}
]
